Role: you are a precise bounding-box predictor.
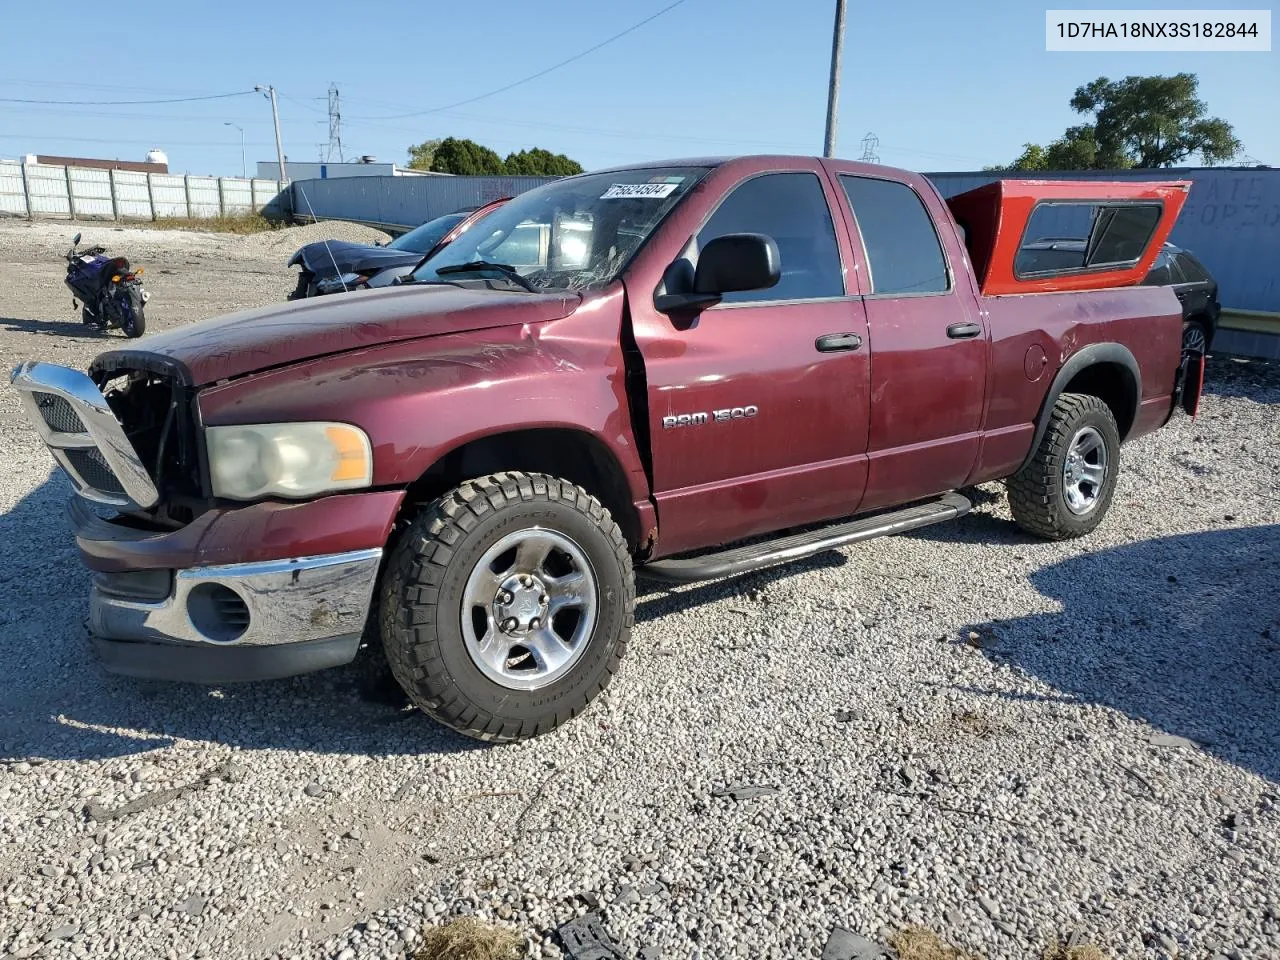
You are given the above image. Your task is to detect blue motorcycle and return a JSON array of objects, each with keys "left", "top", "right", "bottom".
[{"left": 64, "top": 232, "right": 149, "bottom": 338}]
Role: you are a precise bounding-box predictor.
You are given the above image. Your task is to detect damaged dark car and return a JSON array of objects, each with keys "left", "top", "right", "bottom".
[{"left": 286, "top": 197, "right": 509, "bottom": 299}]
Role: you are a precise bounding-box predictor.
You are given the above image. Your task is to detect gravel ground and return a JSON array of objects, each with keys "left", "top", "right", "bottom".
[{"left": 0, "top": 218, "right": 1277, "bottom": 960}]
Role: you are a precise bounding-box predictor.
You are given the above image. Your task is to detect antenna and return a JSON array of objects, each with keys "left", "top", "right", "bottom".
[
  {"left": 859, "top": 132, "right": 880, "bottom": 164},
  {"left": 325, "top": 83, "right": 344, "bottom": 163}
]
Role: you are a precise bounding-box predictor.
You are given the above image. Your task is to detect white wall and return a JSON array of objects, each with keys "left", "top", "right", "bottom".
[{"left": 0, "top": 160, "right": 282, "bottom": 220}]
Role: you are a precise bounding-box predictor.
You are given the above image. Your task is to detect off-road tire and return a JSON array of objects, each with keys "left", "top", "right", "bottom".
[
  {"left": 379, "top": 472, "right": 634, "bottom": 743},
  {"left": 1007, "top": 392, "right": 1121, "bottom": 541}
]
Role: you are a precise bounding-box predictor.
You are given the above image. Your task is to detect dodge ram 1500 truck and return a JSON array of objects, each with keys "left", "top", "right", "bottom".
[{"left": 11, "top": 156, "right": 1204, "bottom": 742}]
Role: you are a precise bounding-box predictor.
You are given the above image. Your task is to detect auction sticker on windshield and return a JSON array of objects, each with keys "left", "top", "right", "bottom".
[{"left": 601, "top": 182, "right": 680, "bottom": 199}]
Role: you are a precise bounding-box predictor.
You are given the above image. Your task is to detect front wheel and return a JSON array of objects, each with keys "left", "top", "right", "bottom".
[
  {"left": 379, "top": 472, "right": 634, "bottom": 742},
  {"left": 1007, "top": 393, "right": 1121, "bottom": 540}
]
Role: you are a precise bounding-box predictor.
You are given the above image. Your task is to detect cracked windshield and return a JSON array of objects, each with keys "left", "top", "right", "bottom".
[{"left": 410, "top": 166, "right": 710, "bottom": 291}]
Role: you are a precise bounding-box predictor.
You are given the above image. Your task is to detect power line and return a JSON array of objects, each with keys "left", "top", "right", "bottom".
[
  {"left": 0, "top": 90, "right": 254, "bottom": 106},
  {"left": 0, "top": 77, "right": 244, "bottom": 95},
  {"left": 0, "top": 133, "right": 278, "bottom": 147},
  {"left": 367, "top": 0, "right": 690, "bottom": 120},
  {"left": 277, "top": 92, "right": 327, "bottom": 114}
]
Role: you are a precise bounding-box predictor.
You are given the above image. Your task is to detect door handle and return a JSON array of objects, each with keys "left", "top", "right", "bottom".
[
  {"left": 815, "top": 332, "right": 863, "bottom": 352},
  {"left": 946, "top": 322, "right": 982, "bottom": 340}
]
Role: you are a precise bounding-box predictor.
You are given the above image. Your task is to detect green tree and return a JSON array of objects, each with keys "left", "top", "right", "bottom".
[
  {"left": 504, "top": 148, "right": 584, "bottom": 176},
  {"left": 993, "top": 73, "right": 1239, "bottom": 170},
  {"left": 1071, "top": 73, "right": 1238, "bottom": 167},
  {"left": 406, "top": 138, "right": 443, "bottom": 171},
  {"left": 428, "top": 137, "right": 506, "bottom": 175}
]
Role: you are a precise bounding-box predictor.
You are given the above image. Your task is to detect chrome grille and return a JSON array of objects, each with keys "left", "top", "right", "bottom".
[
  {"left": 9, "top": 361, "right": 159, "bottom": 510},
  {"left": 63, "top": 448, "right": 126, "bottom": 495},
  {"left": 33, "top": 392, "right": 85, "bottom": 434}
]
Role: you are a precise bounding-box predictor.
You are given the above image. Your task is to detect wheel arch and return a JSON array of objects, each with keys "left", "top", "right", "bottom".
[
  {"left": 1016, "top": 342, "right": 1141, "bottom": 474},
  {"left": 399, "top": 426, "right": 643, "bottom": 551}
]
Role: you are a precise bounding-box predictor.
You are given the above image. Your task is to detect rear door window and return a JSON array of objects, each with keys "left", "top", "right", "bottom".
[{"left": 839, "top": 175, "right": 950, "bottom": 295}]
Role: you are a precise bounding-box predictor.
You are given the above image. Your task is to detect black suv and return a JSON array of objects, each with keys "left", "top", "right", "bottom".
[{"left": 1141, "top": 242, "right": 1221, "bottom": 354}]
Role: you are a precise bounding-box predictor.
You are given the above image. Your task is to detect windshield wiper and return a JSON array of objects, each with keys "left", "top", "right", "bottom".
[{"left": 434, "top": 260, "right": 537, "bottom": 292}]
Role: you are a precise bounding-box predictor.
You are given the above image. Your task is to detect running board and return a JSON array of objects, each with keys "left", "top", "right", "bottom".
[{"left": 638, "top": 492, "right": 972, "bottom": 585}]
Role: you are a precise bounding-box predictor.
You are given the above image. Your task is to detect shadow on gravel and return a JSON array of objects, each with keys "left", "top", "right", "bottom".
[
  {"left": 0, "top": 315, "right": 107, "bottom": 338},
  {"left": 960, "top": 523, "right": 1280, "bottom": 784},
  {"left": 0, "top": 473, "right": 486, "bottom": 763},
  {"left": 634, "top": 552, "right": 848, "bottom": 621},
  {"left": 1200, "top": 353, "right": 1280, "bottom": 402}
]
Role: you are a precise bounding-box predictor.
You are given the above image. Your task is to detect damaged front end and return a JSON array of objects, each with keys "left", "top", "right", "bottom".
[{"left": 8, "top": 357, "right": 392, "bottom": 683}]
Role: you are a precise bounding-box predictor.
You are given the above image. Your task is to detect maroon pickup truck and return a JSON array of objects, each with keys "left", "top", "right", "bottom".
[{"left": 11, "top": 156, "right": 1203, "bottom": 742}]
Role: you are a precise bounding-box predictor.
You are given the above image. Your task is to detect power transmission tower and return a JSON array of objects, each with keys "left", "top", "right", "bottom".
[
  {"left": 325, "top": 83, "right": 344, "bottom": 163},
  {"left": 859, "top": 132, "right": 880, "bottom": 163}
]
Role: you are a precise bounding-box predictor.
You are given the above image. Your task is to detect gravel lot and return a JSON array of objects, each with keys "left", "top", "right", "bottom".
[{"left": 1, "top": 218, "right": 1277, "bottom": 960}]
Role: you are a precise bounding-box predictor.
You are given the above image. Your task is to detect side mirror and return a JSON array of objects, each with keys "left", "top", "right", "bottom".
[
  {"left": 654, "top": 233, "right": 781, "bottom": 313},
  {"left": 694, "top": 233, "right": 780, "bottom": 295},
  {"left": 71, "top": 232, "right": 82, "bottom": 247}
]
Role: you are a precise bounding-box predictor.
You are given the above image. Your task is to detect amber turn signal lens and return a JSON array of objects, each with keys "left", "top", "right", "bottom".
[
  {"left": 110, "top": 275, "right": 121, "bottom": 282},
  {"left": 325, "top": 425, "right": 372, "bottom": 482}
]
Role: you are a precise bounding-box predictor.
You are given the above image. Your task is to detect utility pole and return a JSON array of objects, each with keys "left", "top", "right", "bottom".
[
  {"left": 224, "top": 122, "right": 245, "bottom": 178},
  {"left": 823, "top": 0, "right": 847, "bottom": 158},
  {"left": 255, "top": 84, "right": 288, "bottom": 190}
]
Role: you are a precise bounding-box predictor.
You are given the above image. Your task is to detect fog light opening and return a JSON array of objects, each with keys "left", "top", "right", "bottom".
[{"left": 187, "top": 583, "right": 251, "bottom": 643}]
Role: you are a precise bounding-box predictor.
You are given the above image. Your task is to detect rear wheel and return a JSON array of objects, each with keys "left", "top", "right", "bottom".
[
  {"left": 1007, "top": 393, "right": 1121, "bottom": 540},
  {"left": 1182, "top": 319, "right": 1209, "bottom": 355},
  {"left": 379, "top": 472, "right": 633, "bottom": 742},
  {"left": 122, "top": 292, "right": 145, "bottom": 338}
]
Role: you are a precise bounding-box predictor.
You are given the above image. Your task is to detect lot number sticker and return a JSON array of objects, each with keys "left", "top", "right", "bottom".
[{"left": 601, "top": 182, "right": 679, "bottom": 199}]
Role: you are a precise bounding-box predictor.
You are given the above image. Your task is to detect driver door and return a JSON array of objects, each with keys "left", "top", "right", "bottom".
[{"left": 627, "top": 168, "right": 872, "bottom": 556}]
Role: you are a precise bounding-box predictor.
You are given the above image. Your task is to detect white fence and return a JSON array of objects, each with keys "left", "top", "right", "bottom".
[{"left": 0, "top": 160, "right": 283, "bottom": 221}]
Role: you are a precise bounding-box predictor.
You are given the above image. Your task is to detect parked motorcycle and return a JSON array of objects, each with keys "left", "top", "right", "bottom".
[{"left": 64, "top": 232, "right": 149, "bottom": 338}]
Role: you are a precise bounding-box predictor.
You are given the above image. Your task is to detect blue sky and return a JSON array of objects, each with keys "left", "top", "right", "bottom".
[{"left": 2, "top": 0, "right": 1275, "bottom": 176}]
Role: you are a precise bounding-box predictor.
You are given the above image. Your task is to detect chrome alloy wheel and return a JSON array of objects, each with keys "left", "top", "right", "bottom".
[
  {"left": 1062, "top": 425, "right": 1108, "bottom": 515},
  {"left": 461, "top": 528, "right": 598, "bottom": 691}
]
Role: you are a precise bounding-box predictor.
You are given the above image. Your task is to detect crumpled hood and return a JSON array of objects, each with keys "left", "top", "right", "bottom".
[
  {"left": 93, "top": 285, "right": 580, "bottom": 386},
  {"left": 289, "top": 240, "right": 422, "bottom": 278}
]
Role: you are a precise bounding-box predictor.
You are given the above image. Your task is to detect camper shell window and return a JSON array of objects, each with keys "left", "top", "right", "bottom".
[{"left": 1014, "top": 201, "right": 1164, "bottom": 280}]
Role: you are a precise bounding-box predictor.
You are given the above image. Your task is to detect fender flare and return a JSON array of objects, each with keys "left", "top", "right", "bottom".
[{"left": 1015, "top": 342, "right": 1141, "bottom": 475}]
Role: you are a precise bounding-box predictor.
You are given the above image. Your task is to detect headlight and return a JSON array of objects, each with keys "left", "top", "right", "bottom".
[
  {"left": 206, "top": 422, "right": 373, "bottom": 501},
  {"left": 321, "top": 273, "right": 367, "bottom": 290}
]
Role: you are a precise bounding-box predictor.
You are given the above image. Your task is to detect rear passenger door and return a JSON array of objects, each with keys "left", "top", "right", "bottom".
[{"left": 833, "top": 173, "right": 988, "bottom": 511}]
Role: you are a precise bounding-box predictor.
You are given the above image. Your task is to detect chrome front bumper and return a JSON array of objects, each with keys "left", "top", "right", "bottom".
[{"left": 90, "top": 548, "right": 383, "bottom": 649}]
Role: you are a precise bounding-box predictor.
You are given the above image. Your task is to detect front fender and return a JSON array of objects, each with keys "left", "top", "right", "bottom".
[{"left": 195, "top": 287, "right": 650, "bottom": 505}]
